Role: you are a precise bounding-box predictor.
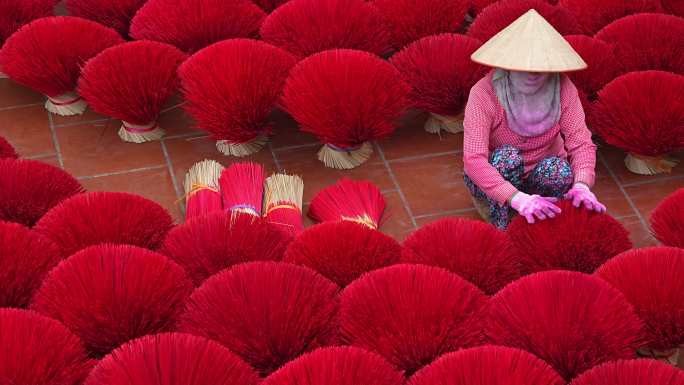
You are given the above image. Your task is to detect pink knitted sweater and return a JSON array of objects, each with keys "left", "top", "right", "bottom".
[{"left": 463, "top": 70, "right": 596, "bottom": 205}]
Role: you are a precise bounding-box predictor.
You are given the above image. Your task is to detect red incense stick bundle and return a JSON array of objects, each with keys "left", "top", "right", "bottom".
[
  {"left": 282, "top": 49, "right": 410, "bottom": 169},
  {"left": 559, "top": 0, "right": 662, "bottom": 34},
  {"left": 590, "top": 71, "right": 684, "bottom": 175},
  {"left": 184, "top": 159, "right": 225, "bottom": 220},
  {"left": 373, "top": 0, "right": 469, "bottom": 49},
  {"left": 0, "top": 309, "right": 92, "bottom": 385},
  {"left": 0, "top": 16, "right": 123, "bottom": 116},
  {"left": 262, "top": 347, "right": 404, "bottom": 385},
  {"left": 260, "top": 0, "right": 391, "bottom": 58},
  {"left": 78, "top": 41, "right": 187, "bottom": 143},
  {"left": 85, "top": 333, "right": 260, "bottom": 385},
  {"left": 65, "top": 0, "right": 147, "bottom": 36},
  {"left": 179, "top": 261, "right": 339, "bottom": 376},
  {"left": 0, "top": 0, "right": 57, "bottom": 77},
  {"left": 595, "top": 13, "right": 684, "bottom": 75},
  {"left": 180, "top": 39, "right": 296, "bottom": 156},
  {"left": 263, "top": 173, "right": 304, "bottom": 237},
  {"left": 390, "top": 33, "right": 486, "bottom": 134},
  {"left": 0, "top": 158, "right": 84, "bottom": 227},
  {"left": 309, "top": 178, "right": 386, "bottom": 229},
  {"left": 650, "top": 188, "right": 684, "bottom": 248},
  {"left": 408, "top": 345, "right": 564, "bottom": 385},
  {"left": 569, "top": 360, "right": 684, "bottom": 385},
  {"left": 467, "top": 0, "right": 580, "bottom": 41},
  {"left": 130, "top": 0, "right": 267, "bottom": 53},
  {"left": 219, "top": 162, "right": 265, "bottom": 217},
  {"left": 564, "top": 35, "right": 623, "bottom": 101},
  {"left": 32, "top": 244, "right": 194, "bottom": 357}
]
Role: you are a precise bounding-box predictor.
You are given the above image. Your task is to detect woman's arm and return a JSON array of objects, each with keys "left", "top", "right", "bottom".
[
  {"left": 559, "top": 77, "right": 597, "bottom": 188},
  {"left": 463, "top": 88, "right": 519, "bottom": 205}
]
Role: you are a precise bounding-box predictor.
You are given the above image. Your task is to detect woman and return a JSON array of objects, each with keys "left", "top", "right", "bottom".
[{"left": 463, "top": 9, "right": 606, "bottom": 229}]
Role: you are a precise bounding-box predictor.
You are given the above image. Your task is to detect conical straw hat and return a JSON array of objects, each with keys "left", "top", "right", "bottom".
[{"left": 471, "top": 9, "right": 587, "bottom": 72}]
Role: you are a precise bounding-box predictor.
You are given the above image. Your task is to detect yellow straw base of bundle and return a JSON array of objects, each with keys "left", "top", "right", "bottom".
[
  {"left": 0, "top": 71, "right": 7, "bottom": 79},
  {"left": 624, "top": 153, "right": 678, "bottom": 175},
  {"left": 318, "top": 142, "right": 373, "bottom": 170},
  {"left": 216, "top": 135, "right": 268, "bottom": 157},
  {"left": 45, "top": 91, "right": 88, "bottom": 116},
  {"left": 424, "top": 112, "right": 464, "bottom": 134},
  {"left": 118, "top": 121, "right": 165, "bottom": 144}
]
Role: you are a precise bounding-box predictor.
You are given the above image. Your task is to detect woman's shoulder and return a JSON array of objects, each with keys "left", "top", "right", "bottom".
[{"left": 468, "top": 70, "right": 498, "bottom": 103}]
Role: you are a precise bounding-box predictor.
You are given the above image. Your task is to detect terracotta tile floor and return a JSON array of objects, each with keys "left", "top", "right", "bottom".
[{"left": 1, "top": 78, "right": 681, "bottom": 243}]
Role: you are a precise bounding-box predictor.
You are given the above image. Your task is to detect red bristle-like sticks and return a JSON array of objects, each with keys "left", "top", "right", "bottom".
[
  {"left": 0, "top": 309, "right": 92, "bottom": 385},
  {"left": 595, "top": 13, "right": 684, "bottom": 75},
  {"left": 34, "top": 191, "right": 174, "bottom": 256},
  {"left": 662, "top": 0, "right": 684, "bottom": 17},
  {"left": 506, "top": 200, "right": 632, "bottom": 274},
  {"left": 559, "top": 0, "right": 662, "bottom": 34},
  {"left": 31, "top": 244, "right": 194, "bottom": 357},
  {"left": 596, "top": 247, "right": 684, "bottom": 356},
  {"left": 390, "top": 34, "right": 486, "bottom": 134},
  {"left": 160, "top": 212, "right": 290, "bottom": 286},
  {"left": 467, "top": 0, "right": 580, "bottom": 42},
  {"left": 284, "top": 221, "right": 402, "bottom": 287},
  {"left": 402, "top": 217, "right": 521, "bottom": 294},
  {"left": 650, "top": 188, "right": 684, "bottom": 248},
  {"left": 263, "top": 173, "right": 305, "bottom": 237},
  {"left": 179, "top": 261, "right": 339, "bottom": 376},
  {"left": 590, "top": 71, "right": 684, "bottom": 175},
  {"left": 0, "top": 0, "right": 56, "bottom": 48},
  {"left": 0, "top": 16, "right": 123, "bottom": 116},
  {"left": 85, "top": 333, "right": 260, "bottom": 385},
  {"left": 78, "top": 41, "right": 187, "bottom": 143},
  {"left": 564, "top": 35, "right": 622, "bottom": 99},
  {"left": 408, "top": 345, "right": 564, "bottom": 385},
  {"left": 0, "top": 221, "right": 61, "bottom": 307},
  {"left": 65, "top": 0, "right": 147, "bottom": 36},
  {"left": 486, "top": 270, "right": 644, "bottom": 380},
  {"left": 130, "top": 0, "right": 267, "bottom": 54},
  {"left": 282, "top": 49, "right": 410, "bottom": 169},
  {"left": 373, "top": 0, "right": 468, "bottom": 49},
  {"left": 0, "top": 158, "right": 83, "bottom": 227},
  {"left": 262, "top": 346, "right": 405, "bottom": 385},
  {"left": 340, "top": 264, "right": 488, "bottom": 375},
  {"left": 260, "top": 0, "right": 391, "bottom": 58},
  {"left": 184, "top": 159, "right": 224, "bottom": 219},
  {"left": 219, "top": 162, "right": 266, "bottom": 216},
  {"left": 180, "top": 39, "right": 296, "bottom": 156},
  {"left": 569, "top": 359, "right": 684, "bottom": 385},
  {"left": 0, "top": 136, "right": 17, "bottom": 159},
  {"left": 252, "top": 0, "right": 292, "bottom": 13},
  {"left": 470, "top": 0, "right": 560, "bottom": 15},
  {"left": 309, "top": 178, "right": 386, "bottom": 228}
]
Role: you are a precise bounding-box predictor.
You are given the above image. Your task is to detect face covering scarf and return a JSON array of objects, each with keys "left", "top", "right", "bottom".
[{"left": 492, "top": 69, "right": 561, "bottom": 137}]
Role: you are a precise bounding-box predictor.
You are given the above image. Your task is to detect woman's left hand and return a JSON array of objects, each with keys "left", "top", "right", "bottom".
[{"left": 564, "top": 183, "right": 607, "bottom": 213}]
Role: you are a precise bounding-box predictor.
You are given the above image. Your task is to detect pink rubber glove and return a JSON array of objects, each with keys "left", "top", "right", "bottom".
[
  {"left": 564, "top": 183, "right": 607, "bottom": 213},
  {"left": 510, "top": 191, "right": 562, "bottom": 224}
]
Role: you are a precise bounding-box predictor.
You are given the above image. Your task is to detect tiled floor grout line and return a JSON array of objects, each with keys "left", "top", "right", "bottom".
[
  {"left": 413, "top": 207, "right": 478, "bottom": 220},
  {"left": 598, "top": 153, "right": 651, "bottom": 235},
  {"left": 388, "top": 150, "right": 463, "bottom": 164},
  {"left": 76, "top": 164, "right": 166, "bottom": 181},
  {"left": 53, "top": 117, "right": 110, "bottom": 128},
  {"left": 26, "top": 152, "right": 57, "bottom": 160},
  {"left": 272, "top": 142, "right": 320, "bottom": 152},
  {"left": 160, "top": 140, "right": 183, "bottom": 201},
  {"left": 163, "top": 131, "right": 206, "bottom": 141},
  {"left": 375, "top": 142, "right": 418, "bottom": 229},
  {"left": 0, "top": 102, "right": 44, "bottom": 111},
  {"left": 267, "top": 141, "right": 283, "bottom": 173},
  {"left": 46, "top": 111, "right": 65, "bottom": 169},
  {"left": 621, "top": 174, "right": 684, "bottom": 188}
]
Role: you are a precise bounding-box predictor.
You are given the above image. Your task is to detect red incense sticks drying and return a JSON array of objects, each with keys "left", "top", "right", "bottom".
[
  {"left": 184, "top": 159, "right": 225, "bottom": 219},
  {"left": 65, "top": 0, "right": 147, "bottom": 36},
  {"left": 650, "top": 188, "right": 684, "bottom": 248},
  {"left": 282, "top": 49, "right": 410, "bottom": 169},
  {"left": 263, "top": 173, "right": 304, "bottom": 237},
  {"left": 309, "top": 178, "right": 386, "bottom": 229},
  {"left": 219, "top": 162, "right": 266, "bottom": 216},
  {"left": 180, "top": 39, "right": 296, "bottom": 156},
  {"left": 79, "top": 41, "right": 187, "bottom": 143},
  {"left": 0, "top": 16, "right": 123, "bottom": 116}
]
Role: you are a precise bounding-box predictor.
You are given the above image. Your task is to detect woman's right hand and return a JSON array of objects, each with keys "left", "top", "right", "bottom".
[{"left": 510, "top": 191, "right": 562, "bottom": 224}]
